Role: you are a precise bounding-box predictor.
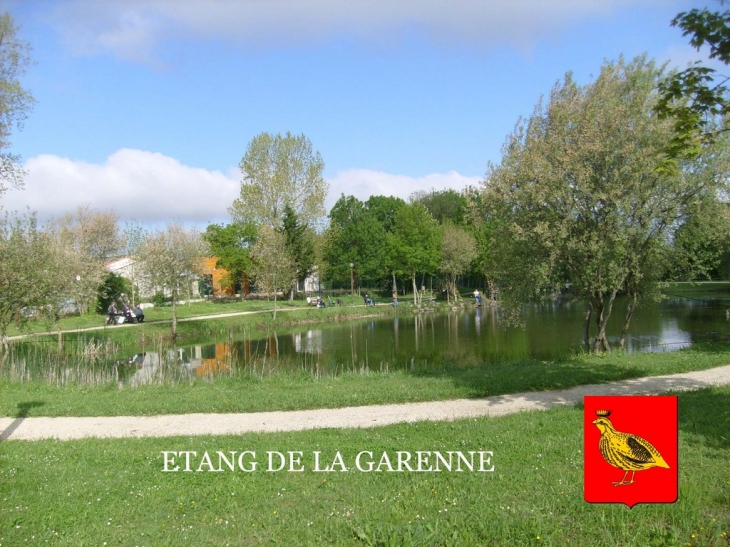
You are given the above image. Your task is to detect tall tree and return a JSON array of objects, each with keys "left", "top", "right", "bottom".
[
  {"left": 0, "top": 213, "right": 63, "bottom": 347},
  {"left": 484, "top": 56, "right": 726, "bottom": 352},
  {"left": 0, "top": 13, "right": 34, "bottom": 196},
  {"left": 322, "top": 195, "right": 388, "bottom": 286},
  {"left": 281, "top": 204, "right": 315, "bottom": 298},
  {"left": 122, "top": 220, "right": 147, "bottom": 307},
  {"left": 138, "top": 223, "right": 209, "bottom": 339},
  {"left": 390, "top": 203, "right": 442, "bottom": 305},
  {"left": 365, "top": 195, "right": 407, "bottom": 293},
  {"left": 48, "top": 206, "right": 123, "bottom": 315},
  {"left": 439, "top": 224, "right": 477, "bottom": 304},
  {"left": 203, "top": 221, "right": 257, "bottom": 295},
  {"left": 229, "top": 132, "right": 327, "bottom": 229},
  {"left": 250, "top": 225, "right": 295, "bottom": 321}
]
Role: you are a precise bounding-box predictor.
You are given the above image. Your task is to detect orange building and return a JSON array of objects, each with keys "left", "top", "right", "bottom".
[{"left": 199, "top": 257, "right": 249, "bottom": 296}]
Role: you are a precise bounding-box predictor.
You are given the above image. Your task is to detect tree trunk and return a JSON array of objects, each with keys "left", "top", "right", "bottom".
[
  {"left": 583, "top": 303, "right": 592, "bottom": 351},
  {"left": 273, "top": 275, "right": 278, "bottom": 321},
  {"left": 592, "top": 289, "right": 618, "bottom": 353},
  {"left": 412, "top": 272, "right": 418, "bottom": 306},
  {"left": 619, "top": 290, "right": 638, "bottom": 349},
  {"left": 171, "top": 295, "right": 178, "bottom": 340},
  {"left": 392, "top": 272, "right": 397, "bottom": 296}
]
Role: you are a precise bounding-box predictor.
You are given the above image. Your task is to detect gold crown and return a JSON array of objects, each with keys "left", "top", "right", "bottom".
[{"left": 595, "top": 409, "right": 612, "bottom": 417}]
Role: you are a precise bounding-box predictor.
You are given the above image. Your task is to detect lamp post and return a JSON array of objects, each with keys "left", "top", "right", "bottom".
[{"left": 349, "top": 263, "right": 354, "bottom": 298}]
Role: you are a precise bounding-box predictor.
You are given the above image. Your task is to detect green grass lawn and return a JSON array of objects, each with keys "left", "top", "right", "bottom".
[
  {"left": 2, "top": 343, "right": 730, "bottom": 418},
  {"left": 7, "top": 294, "right": 394, "bottom": 338},
  {"left": 1, "top": 387, "right": 727, "bottom": 546}
]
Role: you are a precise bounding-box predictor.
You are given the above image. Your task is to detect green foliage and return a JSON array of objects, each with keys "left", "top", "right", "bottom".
[
  {"left": 95, "top": 272, "right": 132, "bottom": 314},
  {"left": 390, "top": 203, "right": 442, "bottom": 304},
  {"left": 0, "top": 12, "right": 34, "bottom": 195},
  {"left": 410, "top": 188, "right": 467, "bottom": 225},
  {"left": 439, "top": 224, "right": 477, "bottom": 302},
  {"left": 250, "top": 225, "right": 296, "bottom": 319},
  {"left": 485, "top": 56, "right": 726, "bottom": 351},
  {"left": 229, "top": 131, "right": 327, "bottom": 228},
  {"left": 281, "top": 204, "right": 315, "bottom": 286},
  {"left": 656, "top": 6, "right": 730, "bottom": 161},
  {"left": 138, "top": 223, "right": 209, "bottom": 338},
  {"left": 0, "top": 213, "right": 62, "bottom": 341},
  {"left": 203, "top": 221, "right": 257, "bottom": 291},
  {"left": 323, "top": 195, "right": 389, "bottom": 284},
  {"left": 152, "top": 291, "right": 168, "bottom": 308}
]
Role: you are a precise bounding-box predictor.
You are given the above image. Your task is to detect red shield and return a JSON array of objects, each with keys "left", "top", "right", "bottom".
[{"left": 584, "top": 395, "right": 678, "bottom": 508}]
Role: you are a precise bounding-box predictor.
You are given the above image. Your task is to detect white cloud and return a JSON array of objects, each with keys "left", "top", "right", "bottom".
[
  {"left": 50, "top": 0, "right": 648, "bottom": 61},
  {"left": 2, "top": 149, "right": 240, "bottom": 225},
  {"left": 1, "top": 149, "right": 479, "bottom": 226}
]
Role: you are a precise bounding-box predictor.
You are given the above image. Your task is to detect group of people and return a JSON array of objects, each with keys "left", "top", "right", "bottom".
[{"left": 106, "top": 301, "right": 145, "bottom": 325}]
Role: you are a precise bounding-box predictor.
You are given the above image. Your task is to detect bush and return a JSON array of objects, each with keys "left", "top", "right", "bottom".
[
  {"left": 152, "top": 291, "right": 169, "bottom": 307},
  {"left": 96, "top": 273, "right": 133, "bottom": 314}
]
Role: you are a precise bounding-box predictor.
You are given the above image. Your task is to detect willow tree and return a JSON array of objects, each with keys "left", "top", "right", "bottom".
[{"left": 484, "top": 56, "right": 726, "bottom": 353}]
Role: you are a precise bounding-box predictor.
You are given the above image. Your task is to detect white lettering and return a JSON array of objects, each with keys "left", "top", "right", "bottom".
[
  {"left": 162, "top": 451, "right": 179, "bottom": 472},
  {"left": 356, "top": 451, "right": 374, "bottom": 472},
  {"left": 267, "top": 451, "right": 286, "bottom": 472},
  {"left": 479, "top": 451, "right": 494, "bottom": 472}
]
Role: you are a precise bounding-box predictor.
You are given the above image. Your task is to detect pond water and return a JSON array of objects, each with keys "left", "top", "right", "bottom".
[
  {"left": 8, "top": 294, "right": 729, "bottom": 386},
  {"left": 124, "top": 294, "right": 730, "bottom": 385}
]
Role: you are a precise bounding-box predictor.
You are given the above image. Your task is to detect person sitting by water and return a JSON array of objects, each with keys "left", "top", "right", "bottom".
[{"left": 133, "top": 304, "right": 144, "bottom": 323}]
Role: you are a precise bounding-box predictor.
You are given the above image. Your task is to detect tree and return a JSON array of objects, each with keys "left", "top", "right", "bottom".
[
  {"left": 138, "top": 223, "right": 209, "bottom": 339},
  {"left": 410, "top": 189, "right": 468, "bottom": 225},
  {"left": 122, "top": 220, "right": 147, "bottom": 307},
  {"left": 365, "top": 195, "right": 407, "bottom": 293},
  {"left": 96, "top": 272, "right": 133, "bottom": 315},
  {"left": 322, "top": 195, "right": 388, "bottom": 287},
  {"left": 439, "top": 224, "right": 477, "bottom": 304},
  {"left": 484, "top": 56, "right": 726, "bottom": 353},
  {"left": 229, "top": 132, "right": 327, "bottom": 229},
  {"left": 281, "top": 204, "right": 315, "bottom": 298},
  {"left": 390, "top": 203, "right": 442, "bottom": 305},
  {"left": 0, "top": 13, "right": 34, "bottom": 196},
  {"left": 0, "top": 213, "right": 63, "bottom": 347},
  {"left": 656, "top": 6, "right": 730, "bottom": 162},
  {"left": 250, "top": 225, "right": 295, "bottom": 321},
  {"left": 48, "top": 206, "right": 123, "bottom": 315},
  {"left": 203, "top": 221, "right": 257, "bottom": 295}
]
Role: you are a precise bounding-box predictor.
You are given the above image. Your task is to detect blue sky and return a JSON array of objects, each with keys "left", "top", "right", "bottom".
[{"left": 0, "top": 0, "right": 716, "bottom": 226}]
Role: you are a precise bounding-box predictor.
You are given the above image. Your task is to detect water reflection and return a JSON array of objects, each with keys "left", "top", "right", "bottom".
[{"left": 92, "top": 296, "right": 727, "bottom": 384}]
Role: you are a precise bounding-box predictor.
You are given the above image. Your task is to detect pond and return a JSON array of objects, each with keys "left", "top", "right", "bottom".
[
  {"left": 6, "top": 294, "right": 729, "bottom": 386},
  {"left": 125, "top": 294, "right": 729, "bottom": 385}
]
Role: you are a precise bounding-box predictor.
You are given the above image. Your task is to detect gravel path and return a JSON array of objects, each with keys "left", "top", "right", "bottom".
[{"left": 2, "top": 364, "right": 729, "bottom": 442}]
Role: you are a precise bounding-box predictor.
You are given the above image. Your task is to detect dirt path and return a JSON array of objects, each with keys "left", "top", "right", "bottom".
[{"left": 2, "top": 364, "right": 729, "bottom": 442}]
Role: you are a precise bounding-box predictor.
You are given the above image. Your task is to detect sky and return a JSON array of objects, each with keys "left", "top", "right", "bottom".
[{"left": 0, "top": 0, "right": 720, "bottom": 228}]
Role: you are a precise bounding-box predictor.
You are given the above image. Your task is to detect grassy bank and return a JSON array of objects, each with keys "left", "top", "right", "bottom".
[
  {"left": 2, "top": 342, "right": 730, "bottom": 418},
  {"left": 1, "top": 387, "right": 728, "bottom": 546},
  {"left": 6, "top": 294, "right": 406, "bottom": 339}
]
